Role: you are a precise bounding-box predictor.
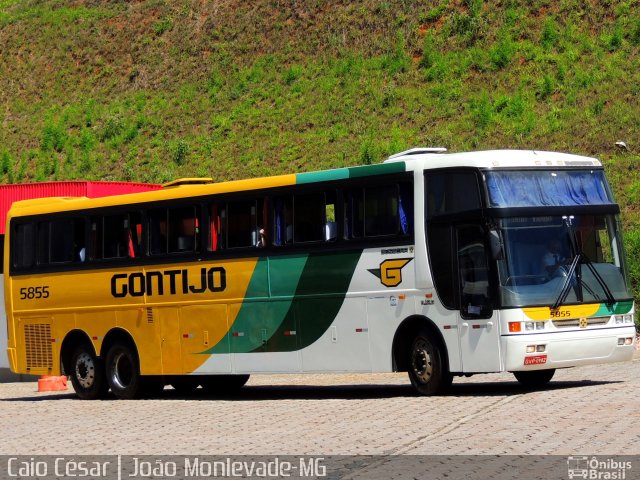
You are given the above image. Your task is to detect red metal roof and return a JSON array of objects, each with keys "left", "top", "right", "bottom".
[{"left": 0, "top": 181, "right": 160, "bottom": 234}]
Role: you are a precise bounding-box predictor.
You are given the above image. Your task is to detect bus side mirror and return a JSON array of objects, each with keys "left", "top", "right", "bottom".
[{"left": 489, "top": 229, "right": 504, "bottom": 260}]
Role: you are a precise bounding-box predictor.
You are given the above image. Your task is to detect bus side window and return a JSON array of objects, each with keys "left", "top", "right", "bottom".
[
  {"left": 344, "top": 188, "right": 364, "bottom": 240},
  {"left": 13, "top": 222, "right": 35, "bottom": 269},
  {"left": 294, "top": 192, "right": 324, "bottom": 243},
  {"left": 364, "top": 185, "right": 400, "bottom": 237},
  {"left": 128, "top": 213, "right": 142, "bottom": 258},
  {"left": 168, "top": 206, "right": 200, "bottom": 253},
  {"left": 148, "top": 209, "right": 168, "bottom": 255},
  {"left": 208, "top": 203, "right": 226, "bottom": 251},
  {"left": 273, "top": 196, "right": 293, "bottom": 246},
  {"left": 325, "top": 192, "right": 337, "bottom": 241},
  {"left": 227, "top": 200, "right": 256, "bottom": 248},
  {"left": 102, "top": 214, "right": 133, "bottom": 259}
]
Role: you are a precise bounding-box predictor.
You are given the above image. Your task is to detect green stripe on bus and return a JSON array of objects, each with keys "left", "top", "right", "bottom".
[
  {"left": 204, "top": 255, "right": 308, "bottom": 354},
  {"left": 296, "top": 161, "right": 406, "bottom": 185},
  {"left": 253, "top": 250, "right": 362, "bottom": 353},
  {"left": 347, "top": 161, "right": 406, "bottom": 178},
  {"left": 296, "top": 169, "right": 350, "bottom": 184},
  {"left": 595, "top": 300, "right": 634, "bottom": 316}
]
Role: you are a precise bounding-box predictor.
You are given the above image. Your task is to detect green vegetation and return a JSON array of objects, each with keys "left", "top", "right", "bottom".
[{"left": 0, "top": 0, "right": 639, "bottom": 321}]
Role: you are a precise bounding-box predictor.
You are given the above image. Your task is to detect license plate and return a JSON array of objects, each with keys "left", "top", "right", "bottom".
[{"left": 524, "top": 354, "right": 547, "bottom": 365}]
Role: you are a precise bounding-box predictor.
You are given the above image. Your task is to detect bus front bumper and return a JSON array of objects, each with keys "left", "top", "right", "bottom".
[{"left": 502, "top": 326, "right": 637, "bottom": 372}]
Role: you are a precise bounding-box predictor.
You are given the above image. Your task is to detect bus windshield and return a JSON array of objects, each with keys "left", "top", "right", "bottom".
[{"left": 496, "top": 215, "right": 631, "bottom": 308}]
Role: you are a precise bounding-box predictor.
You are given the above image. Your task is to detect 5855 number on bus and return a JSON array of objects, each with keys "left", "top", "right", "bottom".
[{"left": 19, "top": 286, "right": 50, "bottom": 300}]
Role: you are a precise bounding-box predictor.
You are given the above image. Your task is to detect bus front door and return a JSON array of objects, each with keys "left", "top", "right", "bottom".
[{"left": 456, "top": 225, "right": 502, "bottom": 372}]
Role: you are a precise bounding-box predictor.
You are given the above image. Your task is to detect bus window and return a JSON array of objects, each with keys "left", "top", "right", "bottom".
[
  {"left": 345, "top": 184, "right": 404, "bottom": 239},
  {"left": 273, "top": 196, "right": 293, "bottom": 246},
  {"left": 13, "top": 222, "right": 35, "bottom": 269},
  {"left": 208, "top": 203, "right": 226, "bottom": 251},
  {"left": 344, "top": 189, "right": 364, "bottom": 239},
  {"left": 426, "top": 172, "right": 481, "bottom": 218},
  {"left": 36, "top": 218, "right": 84, "bottom": 264},
  {"left": 148, "top": 209, "right": 168, "bottom": 255},
  {"left": 364, "top": 185, "right": 399, "bottom": 237},
  {"left": 227, "top": 199, "right": 266, "bottom": 249},
  {"left": 168, "top": 206, "right": 200, "bottom": 253},
  {"left": 294, "top": 192, "right": 325, "bottom": 243},
  {"left": 325, "top": 192, "right": 337, "bottom": 241},
  {"left": 98, "top": 213, "right": 141, "bottom": 259}
]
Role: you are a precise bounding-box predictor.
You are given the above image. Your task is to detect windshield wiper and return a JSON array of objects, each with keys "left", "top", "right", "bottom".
[
  {"left": 581, "top": 254, "right": 616, "bottom": 307},
  {"left": 551, "top": 215, "right": 617, "bottom": 310},
  {"left": 551, "top": 253, "right": 581, "bottom": 310}
]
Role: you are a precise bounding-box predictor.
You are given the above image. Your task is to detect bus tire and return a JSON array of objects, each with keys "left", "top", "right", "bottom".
[
  {"left": 513, "top": 369, "right": 555, "bottom": 388},
  {"left": 408, "top": 331, "right": 452, "bottom": 395},
  {"left": 105, "top": 342, "right": 143, "bottom": 400},
  {"left": 69, "top": 344, "right": 108, "bottom": 400},
  {"left": 200, "top": 374, "right": 250, "bottom": 394}
]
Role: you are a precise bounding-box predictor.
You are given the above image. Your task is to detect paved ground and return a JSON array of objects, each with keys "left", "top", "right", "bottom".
[{"left": 0, "top": 352, "right": 638, "bottom": 456}]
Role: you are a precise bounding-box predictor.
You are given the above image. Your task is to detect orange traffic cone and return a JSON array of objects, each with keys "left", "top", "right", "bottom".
[{"left": 38, "top": 375, "right": 68, "bottom": 392}]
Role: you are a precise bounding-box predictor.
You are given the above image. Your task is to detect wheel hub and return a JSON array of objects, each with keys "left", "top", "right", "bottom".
[
  {"left": 411, "top": 339, "right": 433, "bottom": 383},
  {"left": 75, "top": 352, "right": 95, "bottom": 389}
]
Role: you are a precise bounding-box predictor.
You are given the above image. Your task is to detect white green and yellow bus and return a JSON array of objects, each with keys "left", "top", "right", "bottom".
[{"left": 4, "top": 148, "right": 636, "bottom": 399}]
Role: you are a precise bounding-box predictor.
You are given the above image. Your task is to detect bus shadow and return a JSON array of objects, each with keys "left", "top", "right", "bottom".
[
  {"left": 163, "top": 378, "right": 618, "bottom": 401},
  {"left": 0, "top": 379, "right": 618, "bottom": 402}
]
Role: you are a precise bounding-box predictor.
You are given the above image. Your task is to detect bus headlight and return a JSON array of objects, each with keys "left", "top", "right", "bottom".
[
  {"left": 615, "top": 315, "right": 624, "bottom": 324},
  {"left": 525, "top": 322, "right": 535, "bottom": 331}
]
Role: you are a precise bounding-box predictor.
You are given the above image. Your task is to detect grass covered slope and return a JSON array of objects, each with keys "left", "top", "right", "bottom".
[{"left": 1, "top": 0, "right": 639, "bottom": 310}]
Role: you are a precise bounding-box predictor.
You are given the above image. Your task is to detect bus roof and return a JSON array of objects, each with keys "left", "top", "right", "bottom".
[
  {"left": 0, "top": 181, "right": 160, "bottom": 232},
  {"left": 6, "top": 149, "right": 603, "bottom": 219},
  {"left": 385, "top": 148, "right": 602, "bottom": 169}
]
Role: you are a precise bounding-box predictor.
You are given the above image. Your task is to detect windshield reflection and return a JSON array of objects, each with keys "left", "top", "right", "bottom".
[{"left": 496, "top": 215, "right": 630, "bottom": 308}]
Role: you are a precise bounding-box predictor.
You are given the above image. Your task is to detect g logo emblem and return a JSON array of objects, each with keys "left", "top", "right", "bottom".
[{"left": 368, "top": 258, "right": 413, "bottom": 287}]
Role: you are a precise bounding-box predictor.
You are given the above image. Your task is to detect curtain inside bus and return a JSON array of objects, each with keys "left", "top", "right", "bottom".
[{"left": 485, "top": 170, "right": 613, "bottom": 207}]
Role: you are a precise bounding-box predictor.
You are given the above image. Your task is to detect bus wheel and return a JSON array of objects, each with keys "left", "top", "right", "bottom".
[
  {"left": 105, "top": 342, "right": 143, "bottom": 400},
  {"left": 200, "top": 374, "right": 250, "bottom": 394},
  {"left": 408, "top": 331, "right": 451, "bottom": 395},
  {"left": 69, "top": 344, "right": 108, "bottom": 400},
  {"left": 513, "top": 369, "right": 555, "bottom": 388}
]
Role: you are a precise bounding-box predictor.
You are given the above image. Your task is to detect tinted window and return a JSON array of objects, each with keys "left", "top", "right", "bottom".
[
  {"left": 426, "top": 172, "right": 481, "bottom": 217},
  {"left": 427, "top": 224, "right": 456, "bottom": 309},
  {"left": 168, "top": 206, "right": 199, "bottom": 253},
  {"left": 13, "top": 223, "right": 35, "bottom": 269},
  {"left": 36, "top": 218, "right": 84, "bottom": 264},
  {"left": 94, "top": 213, "right": 141, "bottom": 259},
  {"left": 345, "top": 183, "right": 409, "bottom": 239}
]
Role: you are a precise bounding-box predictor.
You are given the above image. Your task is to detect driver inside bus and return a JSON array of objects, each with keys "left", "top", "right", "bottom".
[{"left": 543, "top": 238, "right": 567, "bottom": 275}]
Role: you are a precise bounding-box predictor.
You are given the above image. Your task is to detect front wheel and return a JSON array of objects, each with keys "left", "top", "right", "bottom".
[
  {"left": 407, "top": 331, "right": 452, "bottom": 395},
  {"left": 105, "top": 342, "right": 144, "bottom": 399},
  {"left": 69, "top": 344, "right": 108, "bottom": 400},
  {"left": 513, "top": 369, "right": 555, "bottom": 388}
]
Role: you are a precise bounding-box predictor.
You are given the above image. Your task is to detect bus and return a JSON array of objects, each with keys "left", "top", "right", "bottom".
[{"left": 4, "top": 149, "right": 636, "bottom": 399}]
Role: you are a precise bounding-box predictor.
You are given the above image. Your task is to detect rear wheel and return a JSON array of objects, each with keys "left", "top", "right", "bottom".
[
  {"left": 69, "top": 344, "right": 108, "bottom": 400},
  {"left": 407, "top": 331, "right": 452, "bottom": 395},
  {"left": 105, "top": 342, "right": 144, "bottom": 399},
  {"left": 513, "top": 369, "right": 555, "bottom": 388},
  {"left": 200, "top": 374, "right": 250, "bottom": 394}
]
